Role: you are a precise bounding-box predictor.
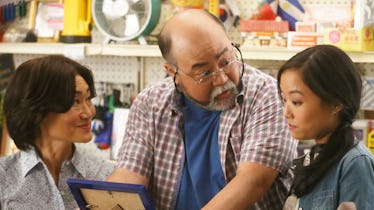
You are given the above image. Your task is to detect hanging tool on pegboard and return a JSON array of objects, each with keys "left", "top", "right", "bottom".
[
  {"left": 91, "top": 82, "right": 136, "bottom": 150},
  {"left": 1, "top": 0, "right": 37, "bottom": 42}
]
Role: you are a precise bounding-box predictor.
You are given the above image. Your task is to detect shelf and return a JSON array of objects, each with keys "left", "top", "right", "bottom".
[
  {"left": 0, "top": 43, "right": 67, "bottom": 55},
  {"left": 0, "top": 43, "right": 162, "bottom": 57},
  {"left": 240, "top": 47, "right": 374, "bottom": 63},
  {"left": 101, "top": 44, "right": 161, "bottom": 57},
  {"left": 1, "top": 43, "right": 374, "bottom": 63},
  {"left": 0, "top": 43, "right": 100, "bottom": 56},
  {"left": 240, "top": 47, "right": 300, "bottom": 61}
]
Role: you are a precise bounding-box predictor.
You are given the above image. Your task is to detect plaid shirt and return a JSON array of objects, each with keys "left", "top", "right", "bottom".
[{"left": 116, "top": 64, "right": 298, "bottom": 210}]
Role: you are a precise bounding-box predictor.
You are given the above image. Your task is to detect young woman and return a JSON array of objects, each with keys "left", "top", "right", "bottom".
[
  {"left": 0, "top": 55, "right": 115, "bottom": 209},
  {"left": 278, "top": 45, "right": 374, "bottom": 210}
]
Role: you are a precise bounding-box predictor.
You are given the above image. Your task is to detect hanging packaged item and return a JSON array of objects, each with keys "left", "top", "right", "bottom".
[{"left": 28, "top": 0, "right": 63, "bottom": 42}]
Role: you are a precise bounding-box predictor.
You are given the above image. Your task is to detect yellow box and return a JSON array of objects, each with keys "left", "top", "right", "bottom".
[
  {"left": 368, "top": 130, "right": 374, "bottom": 154},
  {"left": 324, "top": 27, "right": 374, "bottom": 52}
]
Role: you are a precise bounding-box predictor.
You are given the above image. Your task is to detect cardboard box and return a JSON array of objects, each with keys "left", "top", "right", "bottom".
[
  {"left": 354, "top": 0, "right": 374, "bottom": 28},
  {"left": 324, "top": 27, "right": 374, "bottom": 51},
  {"left": 240, "top": 20, "right": 289, "bottom": 33},
  {"left": 242, "top": 31, "right": 287, "bottom": 48},
  {"left": 240, "top": 20, "right": 289, "bottom": 48},
  {"left": 287, "top": 32, "right": 323, "bottom": 50},
  {"left": 302, "top": 3, "right": 353, "bottom": 28},
  {"left": 295, "top": 22, "right": 317, "bottom": 32}
]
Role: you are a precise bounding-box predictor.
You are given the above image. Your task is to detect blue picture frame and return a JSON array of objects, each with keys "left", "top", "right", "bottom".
[{"left": 67, "top": 178, "right": 155, "bottom": 210}]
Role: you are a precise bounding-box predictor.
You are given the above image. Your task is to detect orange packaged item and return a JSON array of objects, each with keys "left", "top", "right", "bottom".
[{"left": 287, "top": 32, "right": 323, "bottom": 49}]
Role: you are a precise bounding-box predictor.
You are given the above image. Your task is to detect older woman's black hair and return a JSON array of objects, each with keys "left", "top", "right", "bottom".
[
  {"left": 3, "top": 55, "right": 96, "bottom": 150},
  {"left": 277, "top": 45, "right": 362, "bottom": 197}
]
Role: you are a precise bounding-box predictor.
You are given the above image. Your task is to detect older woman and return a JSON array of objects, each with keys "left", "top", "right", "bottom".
[{"left": 0, "top": 55, "right": 115, "bottom": 209}]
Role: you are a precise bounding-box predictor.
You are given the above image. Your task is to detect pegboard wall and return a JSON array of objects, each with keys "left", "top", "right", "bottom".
[{"left": 13, "top": 54, "right": 140, "bottom": 88}]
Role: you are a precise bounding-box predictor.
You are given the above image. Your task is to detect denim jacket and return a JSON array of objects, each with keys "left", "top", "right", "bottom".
[{"left": 298, "top": 142, "right": 374, "bottom": 210}]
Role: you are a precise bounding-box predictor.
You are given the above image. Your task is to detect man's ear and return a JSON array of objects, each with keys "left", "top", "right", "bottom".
[{"left": 164, "top": 63, "right": 176, "bottom": 77}]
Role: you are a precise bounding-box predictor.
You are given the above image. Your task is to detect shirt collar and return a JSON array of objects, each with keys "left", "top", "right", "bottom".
[
  {"left": 235, "top": 81, "right": 244, "bottom": 105},
  {"left": 70, "top": 145, "right": 88, "bottom": 177},
  {"left": 170, "top": 89, "right": 184, "bottom": 116},
  {"left": 20, "top": 147, "right": 43, "bottom": 177},
  {"left": 19, "top": 144, "right": 86, "bottom": 177}
]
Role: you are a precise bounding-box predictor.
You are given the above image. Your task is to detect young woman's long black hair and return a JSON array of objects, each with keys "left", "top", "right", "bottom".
[{"left": 277, "top": 45, "right": 362, "bottom": 197}]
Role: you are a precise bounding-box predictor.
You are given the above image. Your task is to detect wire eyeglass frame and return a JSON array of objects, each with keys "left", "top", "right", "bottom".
[{"left": 172, "top": 43, "right": 244, "bottom": 90}]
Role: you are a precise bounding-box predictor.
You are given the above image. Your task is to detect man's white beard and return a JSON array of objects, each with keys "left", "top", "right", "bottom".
[{"left": 182, "top": 79, "right": 238, "bottom": 111}]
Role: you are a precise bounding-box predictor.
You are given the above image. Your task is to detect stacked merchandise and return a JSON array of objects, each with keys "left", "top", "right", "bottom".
[
  {"left": 240, "top": 0, "right": 305, "bottom": 48},
  {"left": 240, "top": 19, "right": 289, "bottom": 48},
  {"left": 324, "top": 0, "right": 374, "bottom": 51},
  {"left": 240, "top": 0, "right": 374, "bottom": 52}
]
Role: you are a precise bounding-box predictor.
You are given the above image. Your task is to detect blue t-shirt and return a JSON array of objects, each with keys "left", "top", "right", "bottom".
[{"left": 175, "top": 97, "right": 226, "bottom": 210}]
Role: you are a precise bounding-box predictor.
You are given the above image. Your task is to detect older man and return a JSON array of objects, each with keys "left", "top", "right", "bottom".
[{"left": 108, "top": 9, "right": 297, "bottom": 210}]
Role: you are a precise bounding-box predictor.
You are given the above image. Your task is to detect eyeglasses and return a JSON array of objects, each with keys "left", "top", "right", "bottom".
[
  {"left": 175, "top": 60, "right": 240, "bottom": 84},
  {"left": 173, "top": 44, "right": 244, "bottom": 85}
]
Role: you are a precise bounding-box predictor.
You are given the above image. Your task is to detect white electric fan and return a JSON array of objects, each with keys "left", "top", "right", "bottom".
[{"left": 92, "top": 0, "right": 161, "bottom": 44}]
